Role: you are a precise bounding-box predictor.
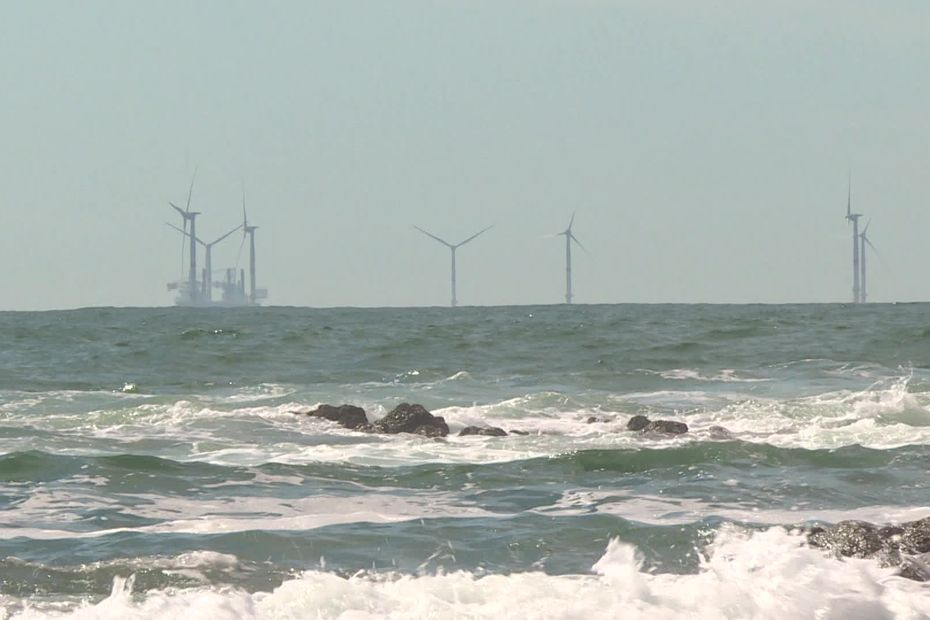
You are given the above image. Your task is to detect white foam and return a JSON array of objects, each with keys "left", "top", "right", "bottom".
[
  {"left": 654, "top": 368, "right": 769, "bottom": 383},
  {"left": 541, "top": 489, "right": 930, "bottom": 526},
  {"left": 0, "top": 493, "right": 501, "bottom": 541},
  {"left": 5, "top": 528, "right": 930, "bottom": 619}
]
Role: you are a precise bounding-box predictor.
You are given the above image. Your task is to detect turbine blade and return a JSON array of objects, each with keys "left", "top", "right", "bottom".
[
  {"left": 186, "top": 169, "right": 197, "bottom": 213},
  {"left": 568, "top": 212, "right": 575, "bottom": 232},
  {"left": 570, "top": 233, "right": 588, "bottom": 253},
  {"left": 242, "top": 191, "right": 248, "bottom": 233},
  {"left": 846, "top": 169, "right": 851, "bottom": 218},
  {"left": 210, "top": 223, "right": 243, "bottom": 246},
  {"left": 235, "top": 232, "right": 247, "bottom": 267},
  {"left": 861, "top": 219, "right": 871, "bottom": 235},
  {"left": 456, "top": 225, "right": 493, "bottom": 248},
  {"left": 414, "top": 225, "right": 453, "bottom": 247},
  {"left": 166, "top": 222, "right": 207, "bottom": 246},
  {"left": 169, "top": 202, "right": 187, "bottom": 218}
]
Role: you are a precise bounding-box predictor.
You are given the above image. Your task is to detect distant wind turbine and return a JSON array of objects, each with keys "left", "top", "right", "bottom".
[
  {"left": 167, "top": 222, "right": 242, "bottom": 303},
  {"left": 414, "top": 225, "right": 492, "bottom": 307},
  {"left": 240, "top": 194, "right": 259, "bottom": 304},
  {"left": 556, "top": 213, "right": 584, "bottom": 304},
  {"left": 169, "top": 172, "right": 200, "bottom": 301},
  {"left": 859, "top": 220, "right": 877, "bottom": 303},
  {"left": 845, "top": 176, "right": 863, "bottom": 304}
]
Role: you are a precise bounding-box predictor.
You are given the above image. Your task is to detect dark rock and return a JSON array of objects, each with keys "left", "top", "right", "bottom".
[
  {"left": 509, "top": 430, "right": 530, "bottom": 436},
  {"left": 815, "top": 520, "right": 884, "bottom": 558},
  {"left": 707, "top": 425, "right": 733, "bottom": 439},
  {"left": 901, "top": 517, "right": 930, "bottom": 554},
  {"left": 373, "top": 403, "right": 449, "bottom": 437},
  {"left": 303, "top": 404, "right": 370, "bottom": 430},
  {"left": 626, "top": 415, "right": 688, "bottom": 435},
  {"left": 806, "top": 518, "right": 930, "bottom": 581},
  {"left": 626, "top": 415, "right": 650, "bottom": 431},
  {"left": 459, "top": 425, "right": 507, "bottom": 437},
  {"left": 644, "top": 420, "right": 689, "bottom": 435}
]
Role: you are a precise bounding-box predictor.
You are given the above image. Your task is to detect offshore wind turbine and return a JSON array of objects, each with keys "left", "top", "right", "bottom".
[
  {"left": 241, "top": 196, "right": 259, "bottom": 304},
  {"left": 556, "top": 213, "right": 584, "bottom": 304},
  {"left": 169, "top": 173, "right": 200, "bottom": 302},
  {"left": 859, "top": 220, "right": 876, "bottom": 303},
  {"left": 414, "top": 225, "right": 492, "bottom": 307},
  {"left": 167, "top": 222, "right": 242, "bottom": 303},
  {"left": 845, "top": 177, "right": 863, "bottom": 304}
]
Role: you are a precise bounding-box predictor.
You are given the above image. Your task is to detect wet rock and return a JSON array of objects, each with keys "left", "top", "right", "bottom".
[
  {"left": 707, "top": 425, "right": 734, "bottom": 440},
  {"left": 810, "top": 520, "right": 884, "bottom": 558},
  {"left": 645, "top": 420, "right": 689, "bottom": 434},
  {"left": 300, "top": 404, "right": 370, "bottom": 430},
  {"left": 509, "top": 429, "right": 530, "bottom": 436},
  {"left": 373, "top": 403, "right": 449, "bottom": 438},
  {"left": 459, "top": 425, "right": 507, "bottom": 437},
  {"left": 901, "top": 517, "right": 930, "bottom": 554},
  {"left": 626, "top": 415, "right": 688, "bottom": 435},
  {"left": 807, "top": 517, "right": 930, "bottom": 581},
  {"left": 626, "top": 415, "right": 650, "bottom": 431}
]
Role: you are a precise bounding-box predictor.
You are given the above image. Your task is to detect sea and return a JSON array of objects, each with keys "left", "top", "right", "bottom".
[{"left": 1, "top": 304, "right": 930, "bottom": 619}]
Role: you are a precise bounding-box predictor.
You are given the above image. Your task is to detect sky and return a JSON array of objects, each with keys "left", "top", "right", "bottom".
[{"left": 1, "top": 0, "right": 928, "bottom": 310}]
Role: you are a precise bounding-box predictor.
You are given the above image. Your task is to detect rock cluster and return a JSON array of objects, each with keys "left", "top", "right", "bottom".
[
  {"left": 807, "top": 518, "right": 930, "bottom": 581},
  {"left": 293, "top": 403, "right": 526, "bottom": 438},
  {"left": 626, "top": 414, "right": 689, "bottom": 435}
]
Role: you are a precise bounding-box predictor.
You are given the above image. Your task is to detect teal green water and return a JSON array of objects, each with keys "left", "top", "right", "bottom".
[{"left": 1, "top": 304, "right": 930, "bottom": 618}]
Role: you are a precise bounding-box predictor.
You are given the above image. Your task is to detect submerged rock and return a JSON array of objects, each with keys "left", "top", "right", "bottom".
[
  {"left": 299, "top": 404, "right": 370, "bottom": 430},
  {"left": 373, "top": 403, "right": 449, "bottom": 438},
  {"left": 459, "top": 425, "right": 507, "bottom": 437},
  {"left": 706, "top": 425, "right": 734, "bottom": 440},
  {"left": 626, "top": 415, "right": 688, "bottom": 435}
]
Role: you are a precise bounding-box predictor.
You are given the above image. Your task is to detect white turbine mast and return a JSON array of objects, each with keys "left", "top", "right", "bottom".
[
  {"left": 556, "top": 213, "right": 584, "bottom": 304},
  {"left": 414, "top": 225, "right": 492, "bottom": 307}
]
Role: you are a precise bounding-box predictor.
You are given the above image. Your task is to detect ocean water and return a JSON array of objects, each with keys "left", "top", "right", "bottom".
[{"left": 1, "top": 304, "right": 930, "bottom": 619}]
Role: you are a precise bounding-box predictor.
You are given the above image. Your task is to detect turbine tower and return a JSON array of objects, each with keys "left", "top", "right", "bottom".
[
  {"left": 859, "top": 220, "right": 876, "bottom": 304},
  {"left": 167, "top": 222, "right": 242, "bottom": 303},
  {"left": 556, "top": 214, "right": 584, "bottom": 304},
  {"left": 242, "top": 196, "right": 259, "bottom": 305},
  {"left": 845, "top": 177, "right": 863, "bottom": 304},
  {"left": 169, "top": 173, "right": 200, "bottom": 302},
  {"left": 414, "top": 225, "right": 492, "bottom": 307}
]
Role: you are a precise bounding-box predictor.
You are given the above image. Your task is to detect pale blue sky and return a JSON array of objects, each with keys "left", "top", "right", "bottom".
[{"left": 1, "top": 1, "right": 928, "bottom": 309}]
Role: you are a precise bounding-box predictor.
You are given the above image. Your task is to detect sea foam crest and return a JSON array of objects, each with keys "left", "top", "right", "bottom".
[{"left": 6, "top": 528, "right": 930, "bottom": 619}]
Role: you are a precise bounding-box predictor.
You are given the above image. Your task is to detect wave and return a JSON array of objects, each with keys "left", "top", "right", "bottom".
[{"left": 4, "top": 528, "right": 928, "bottom": 619}]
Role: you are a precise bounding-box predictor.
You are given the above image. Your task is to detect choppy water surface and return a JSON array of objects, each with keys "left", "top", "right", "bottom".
[{"left": 1, "top": 304, "right": 930, "bottom": 618}]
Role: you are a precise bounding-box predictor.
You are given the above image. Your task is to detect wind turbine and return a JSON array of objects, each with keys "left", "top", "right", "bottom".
[
  {"left": 169, "top": 173, "right": 200, "bottom": 302},
  {"left": 556, "top": 213, "right": 584, "bottom": 304},
  {"left": 241, "top": 195, "right": 259, "bottom": 304},
  {"left": 845, "top": 176, "right": 863, "bottom": 304},
  {"left": 859, "top": 220, "right": 877, "bottom": 303},
  {"left": 414, "top": 225, "right": 492, "bottom": 307},
  {"left": 166, "top": 222, "right": 242, "bottom": 303}
]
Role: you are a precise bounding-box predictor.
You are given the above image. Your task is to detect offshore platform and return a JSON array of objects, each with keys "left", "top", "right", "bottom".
[{"left": 166, "top": 178, "right": 267, "bottom": 307}]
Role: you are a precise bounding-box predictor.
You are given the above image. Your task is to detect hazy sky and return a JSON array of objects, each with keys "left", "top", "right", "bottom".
[{"left": 2, "top": 1, "right": 928, "bottom": 310}]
